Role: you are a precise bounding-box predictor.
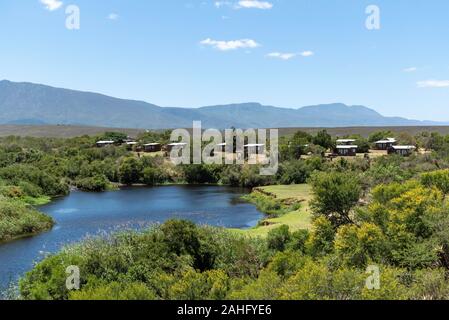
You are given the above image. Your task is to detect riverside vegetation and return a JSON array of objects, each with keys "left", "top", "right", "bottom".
[{"left": 3, "top": 129, "right": 449, "bottom": 299}]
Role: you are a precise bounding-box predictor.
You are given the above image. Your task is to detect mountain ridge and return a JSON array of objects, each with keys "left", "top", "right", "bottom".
[{"left": 0, "top": 80, "right": 446, "bottom": 129}]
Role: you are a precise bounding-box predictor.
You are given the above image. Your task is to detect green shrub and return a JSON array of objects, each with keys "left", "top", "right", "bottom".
[
  {"left": 143, "top": 167, "right": 168, "bottom": 186},
  {"left": 421, "top": 169, "right": 449, "bottom": 195},
  {"left": 0, "top": 199, "right": 54, "bottom": 242},
  {"left": 267, "top": 225, "right": 291, "bottom": 252},
  {"left": 70, "top": 282, "right": 157, "bottom": 300},
  {"left": 75, "top": 175, "right": 111, "bottom": 192}
]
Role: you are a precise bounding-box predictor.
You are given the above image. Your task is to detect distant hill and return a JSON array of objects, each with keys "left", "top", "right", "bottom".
[{"left": 0, "top": 80, "right": 445, "bottom": 129}]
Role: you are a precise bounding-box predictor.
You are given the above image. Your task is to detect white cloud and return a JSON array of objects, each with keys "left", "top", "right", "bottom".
[
  {"left": 215, "top": 1, "right": 232, "bottom": 8},
  {"left": 267, "top": 51, "right": 314, "bottom": 60},
  {"left": 300, "top": 51, "right": 314, "bottom": 57},
  {"left": 417, "top": 80, "right": 449, "bottom": 88},
  {"left": 200, "top": 38, "right": 260, "bottom": 51},
  {"left": 108, "top": 13, "right": 119, "bottom": 20},
  {"left": 40, "top": 0, "right": 63, "bottom": 11},
  {"left": 267, "top": 52, "right": 297, "bottom": 60},
  {"left": 237, "top": 0, "right": 273, "bottom": 9},
  {"left": 403, "top": 67, "right": 417, "bottom": 72},
  {"left": 215, "top": 0, "right": 273, "bottom": 10}
]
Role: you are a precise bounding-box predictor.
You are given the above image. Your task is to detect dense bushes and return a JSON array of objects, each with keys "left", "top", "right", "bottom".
[
  {"left": 142, "top": 167, "right": 168, "bottom": 186},
  {"left": 19, "top": 217, "right": 449, "bottom": 300},
  {"left": 182, "top": 164, "right": 221, "bottom": 184},
  {"left": 421, "top": 169, "right": 449, "bottom": 195},
  {"left": 0, "top": 199, "right": 54, "bottom": 242},
  {"left": 75, "top": 175, "right": 111, "bottom": 192},
  {"left": 118, "top": 157, "right": 143, "bottom": 185},
  {"left": 0, "top": 164, "right": 69, "bottom": 197},
  {"left": 277, "top": 158, "right": 322, "bottom": 185},
  {"left": 19, "top": 220, "right": 268, "bottom": 300}
]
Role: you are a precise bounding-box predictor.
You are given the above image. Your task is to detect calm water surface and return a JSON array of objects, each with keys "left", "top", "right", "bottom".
[{"left": 0, "top": 185, "right": 263, "bottom": 290}]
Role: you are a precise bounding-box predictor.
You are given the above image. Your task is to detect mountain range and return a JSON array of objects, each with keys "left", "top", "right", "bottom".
[{"left": 0, "top": 80, "right": 445, "bottom": 129}]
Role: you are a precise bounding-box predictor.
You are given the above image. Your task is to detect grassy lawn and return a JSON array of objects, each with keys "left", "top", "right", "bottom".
[
  {"left": 232, "top": 184, "right": 313, "bottom": 237},
  {"left": 23, "top": 195, "right": 52, "bottom": 206}
]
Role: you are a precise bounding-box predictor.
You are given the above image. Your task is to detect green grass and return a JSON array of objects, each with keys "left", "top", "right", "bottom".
[
  {"left": 232, "top": 184, "right": 313, "bottom": 237},
  {"left": 259, "top": 184, "right": 313, "bottom": 202},
  {"left": 22, "top": 195, "right": 51, "bottom": 206}
]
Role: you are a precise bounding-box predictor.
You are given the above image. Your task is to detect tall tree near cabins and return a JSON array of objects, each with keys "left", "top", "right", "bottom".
[{"left": 309, "top": 171, "right": 362, "bottom": 227}]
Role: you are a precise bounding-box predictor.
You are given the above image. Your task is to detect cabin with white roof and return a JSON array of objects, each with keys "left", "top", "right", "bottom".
[
  {"left": 375, "top": 138, "right": 397, "bottom": 150},
  {"left": 388, "top": 145, "right": 416, "bottom": 156},
  {"left": 96, "top": 140, "right": 115, "bottom": 148},
  {"left": 166, "top": 143, "right": 188, "bottom": 153},
  {"left": 125, "top": 141, "right": 138, "bottom": 150},
  {"left": 336, "top": 139, "right": 356, "bottom": 146},
  {"left": 144, "top": 143, "right": 162, "bottom": 153},
  {"left": 335, "top": 145, "right": 358, "bottom": 156}
]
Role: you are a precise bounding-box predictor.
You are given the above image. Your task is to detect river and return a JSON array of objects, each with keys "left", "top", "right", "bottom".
[{"left": 0, "top": 185, "right": 263, "bottom": 291}]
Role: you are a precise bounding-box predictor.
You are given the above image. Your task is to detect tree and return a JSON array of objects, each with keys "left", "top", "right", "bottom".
[
  {"left": 160, "top": 220, "right": 217, "bottom": 271},
  {"left": 267, "top": 251, "right": 306, "bottom": 278},
  {"left": 421, "top": 169, "right": 449, "bottom": 195},
  {"left": 335, "top": 223, "right": 387, "bottom": 267},
  {"left": 368, "top": 130, "right": 394, "bottom": 143},
  {"left": 312, "top": 130, "right": 334, "bottom": 150},
  {"left": 306, "top": 217, "right": 336, "bottom": 257},
  {"left": 143, "top": 167, "right": 166, "bottom": 186},
  {"left": 118, "top": 157, "right": 142, "bottom": 185},
  {"left": 310, "top": 171, "right": 362, "bottom": 226},
  {"left": 168, "top": 269, "right": 229, "bottom": 300},
  {"left": 355, "top": 137, "right": 370, "bottom": 153},
  {"left": 101, "top": 132, "right": 128, "bottom": 143},
  {"left": 267, "top": 225, "right": 291, "bottom": 252},
  {"left": 312, "top": 130, "right": 335, "bottom": 149},
  {"left": 227, "top": 270, "right": 282, "bottom": 300},
  {"left": 285, "top": 131, "right": 312, "bottom": 159},
  {"left": 182, "top": 164, "right": 219, "bottom": 184},
  {"left": 279, "top": 258, "right": 331, "bottom": 300},
  {"left": 366, "top": 181, "right": 444, "bottom": 268},
  {"left": 397, "top": 132, "right": 416, "bottom": 146},
  {"left": 75, "top": 175, "right": 110, "bottom": 192},
  {"left": 287, "top": 229, "right": 310, "bottom": 253},
  {"left": 277, "top": 161, "right": 312, "bottom": 185}
]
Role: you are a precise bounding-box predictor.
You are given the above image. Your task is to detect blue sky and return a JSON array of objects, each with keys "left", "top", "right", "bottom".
[{"left": 0, "top": 0, "right": 449, "bottom": 121}]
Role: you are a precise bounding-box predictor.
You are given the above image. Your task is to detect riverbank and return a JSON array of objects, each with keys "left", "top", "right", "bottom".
[
  {"left": 232, "top": 184, "right": 313, "bottom": 237},
  {"left": 0, "top": 198, "right": 54, "bottom": 243},
  {"left": 0, "top": 183, "right": 311, "bottom": 245}
]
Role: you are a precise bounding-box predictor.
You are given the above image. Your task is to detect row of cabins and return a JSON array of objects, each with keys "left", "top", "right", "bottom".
[
  {"left": 215, "top": 143, "right": 265, "bottom": 154},
  {"left": 96, "top": 140, "right": 266, "bottom": 155},
  {"left": 96, "top": 140, "right": 186, "bottom": 153},
  {"left": 97, "top": 137, "right": 416, "bottom": 158},
  {"left": 335, "top": 138, "right": 416, "bottom": 157}
]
